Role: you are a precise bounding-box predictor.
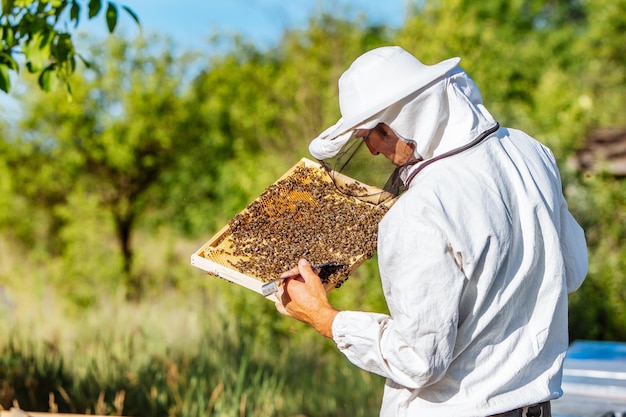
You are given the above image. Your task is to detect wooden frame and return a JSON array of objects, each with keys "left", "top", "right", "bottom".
[{"left": 190, "top": 158, "right": 396, "bottom": 300}]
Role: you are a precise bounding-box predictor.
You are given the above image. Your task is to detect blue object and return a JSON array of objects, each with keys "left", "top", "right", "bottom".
[
  {"left": 553, "top": 340, "right": 626, "bottom": 417},
  {"left": 566, "top": 340, "right": 626, "bottom": 362}
]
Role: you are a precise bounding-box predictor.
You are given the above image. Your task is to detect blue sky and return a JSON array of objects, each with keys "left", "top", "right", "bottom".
[
  {"left": 1, "top": 1, "right": 411, "bottom": 117},
  {"left": 87, "top": 0, "right": 410, "bottom": 50}
]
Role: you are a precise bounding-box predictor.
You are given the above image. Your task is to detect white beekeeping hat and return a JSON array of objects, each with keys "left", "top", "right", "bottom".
[{"left": 309, "top": 46, "right": 460, "bottom": 160}]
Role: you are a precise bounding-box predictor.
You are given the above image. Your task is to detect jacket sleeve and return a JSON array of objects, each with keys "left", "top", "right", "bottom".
[{"left": 332, "top": 220, "right": 466, "bottom": 389}]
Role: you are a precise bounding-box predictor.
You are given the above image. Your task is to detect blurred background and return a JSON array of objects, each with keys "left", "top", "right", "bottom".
[{"left": 0, "top": 0, "right": 624, "bottom": 415}]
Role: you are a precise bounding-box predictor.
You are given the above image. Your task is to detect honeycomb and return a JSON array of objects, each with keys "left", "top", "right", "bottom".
[{"left": 193, "top": 158, "right": 395, "bottom": 292}]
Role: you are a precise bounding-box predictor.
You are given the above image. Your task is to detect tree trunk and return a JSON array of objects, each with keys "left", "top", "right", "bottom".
[{"left": 114, "top": 210, "right": 138, "bottom": 300}]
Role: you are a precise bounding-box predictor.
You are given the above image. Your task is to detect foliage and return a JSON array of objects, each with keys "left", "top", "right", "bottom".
[
  {"left": 567, "top": 172, "right": 626, "bottom": 341},
  {"left": 4, "top": 35, "right": 205, "bottom": 299},
  {"left": 396, "top": 0, "right": 625, "bottom": 341},
  {"left": 398, "top": 0, "right": 584, "bottom": 147},
  {"left": 0, "top": 0, "right": 139, "bottom": 93},
  {"left": 175, "top": 15, "right": 391, "bottom": 235}
]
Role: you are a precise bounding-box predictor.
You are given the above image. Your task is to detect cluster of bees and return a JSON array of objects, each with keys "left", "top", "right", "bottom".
[{"left": 222, "top": 165, "right": 389, "bottom": 288}]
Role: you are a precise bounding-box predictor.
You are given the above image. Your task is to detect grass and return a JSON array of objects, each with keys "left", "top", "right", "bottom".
[{"left": 0, "top": 231, "right": 386, "bottom": 416}]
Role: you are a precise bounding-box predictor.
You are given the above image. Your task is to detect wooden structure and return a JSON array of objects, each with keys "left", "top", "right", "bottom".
[{"left": 570, "top": 128, "right": 626, "bottom": 178}]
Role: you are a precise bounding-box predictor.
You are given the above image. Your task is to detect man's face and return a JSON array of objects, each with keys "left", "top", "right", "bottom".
[{"left": 354, "top": 123, "right": 417, "bottom": 166}]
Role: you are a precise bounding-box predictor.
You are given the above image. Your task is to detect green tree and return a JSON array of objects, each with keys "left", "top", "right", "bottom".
[
  {"left": 559, "top": 0, "right": 626, "bottom": 340},
  {"left": 567, "top": 173, "right": 626, "bottom": 340},
  {"left": 399, "top": 0, "right": 560, "bottom": 131},
  {"left": 0, "top": 0, "right": 139, "bottom": 93},
  {"left": 399, "top": 0, "right": 626, "bottom": 341},
  {"left": 271, "top": 13, "right": 391, "bottom": 154},
  {"left": 8, "top": 36, "right": 199, "bottom": 299},
  {"left": 183, "top": 14, "right": 393, "bottom": 225}
]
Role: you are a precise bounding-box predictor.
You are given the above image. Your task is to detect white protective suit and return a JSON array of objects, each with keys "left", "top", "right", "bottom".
[{"left": 324, "top": 63, "right": 588, "bottom": 416}]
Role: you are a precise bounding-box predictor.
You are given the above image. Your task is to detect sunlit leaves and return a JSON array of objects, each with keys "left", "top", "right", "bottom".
[
  {"left": 2, "top": 0, "right": 15, "bottom": 15},
  {"left": 10, "top": 36, "right": 198, "bottom": 296},
  {"left": 0, "top": 0, "right": 140, "bottom": 93},
  {"left": 23, "top": 29, "right": 53, "bottom": 72},
  {"left": 38, "top": 63, "right": 58, "bottom": 91},
  {"left": 0, "top": 50, "right": 17, "bottom": 91},
  {"left": 0, "top": 61, "right": 10, "bottom": 91}
]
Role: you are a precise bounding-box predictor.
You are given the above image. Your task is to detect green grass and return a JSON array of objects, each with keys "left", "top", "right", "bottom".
[{"left": 0, "top": 232, "right": 385, "bottom": 416}]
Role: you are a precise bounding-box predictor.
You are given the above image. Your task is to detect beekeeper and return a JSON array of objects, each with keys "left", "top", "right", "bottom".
[{"left": 274, "top": 46, "right": 588, "bottom": 417}]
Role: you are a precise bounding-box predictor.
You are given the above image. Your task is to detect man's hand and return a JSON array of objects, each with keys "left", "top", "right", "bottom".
[{"left": 275, "top": 258, "right": 339, "bottom": 339}]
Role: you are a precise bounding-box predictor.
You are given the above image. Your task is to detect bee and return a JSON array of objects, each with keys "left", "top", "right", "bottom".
[{"left": 214, "top": 165, "right": 388, "bottom": 286}]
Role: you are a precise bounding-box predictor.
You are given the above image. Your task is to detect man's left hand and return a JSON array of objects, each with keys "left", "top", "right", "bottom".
[{"left": 275, "top": 258, "right": 339, "bottom": 339}]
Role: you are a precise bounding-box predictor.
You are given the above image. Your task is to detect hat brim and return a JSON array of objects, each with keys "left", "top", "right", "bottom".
[{"left": 311, "top": 57, "right": 461, "bottom": 155}]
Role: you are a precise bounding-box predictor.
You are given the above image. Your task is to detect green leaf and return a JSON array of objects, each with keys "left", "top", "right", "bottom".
[
  {"left": 63, "top": 76, "right": 72, "bottom": 97},
  {"left": 51, "top": 0, "right": 67, "bottom": 19},
  {"left": 88, "top": 0, "right": 101, "bottom": 18},
  {"left": 0, "top": 63, "right": 10, "bottom": 93},
  {"left": 76, "top": 52, "right": 92, "bottom": 69},
  {"left": 0, "top": 52, "right": 19, "bottom": 71},
  {"left": 70, "top": 1, "right": 80, "bottom": 25},
  {"left": 38, "top": 64, "right": 59, "bottom": 92},
  {"left": 67, "top": 54, "right": 76, "bottom": 72},
  {"left": 105, "top": 2, "right": 118, "bottom": 33},
  {"left": 24, "top": 31, "right": 53, "bottom": 73},
  {"left": 53, "top": 32, "right": 74, "bottom": 62},
  {"left": 14, "top": 0, "right": 35, "bottom": 8},
  {"left": 3, "top": 26, "right": 14, "bottom": 47},
  {"left": 2, "top": 0, "right": 15, "bottom": 15},
  {"left": 121, "top": 5, "right": 141, "bottom": 28}
]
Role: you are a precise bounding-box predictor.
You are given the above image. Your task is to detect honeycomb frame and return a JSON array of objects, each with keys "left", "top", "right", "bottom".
[{"left": 190, "top": 158, "right": 396, "bottom": 300}]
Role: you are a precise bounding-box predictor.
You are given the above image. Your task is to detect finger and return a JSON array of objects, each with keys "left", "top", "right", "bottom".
[
  {"left": 297, "top": 258, "right": 324, "bottom": 289},
  {"left": 280, "top": 264, "right": 301, "bottom": 279},
  {"left": 296, "top": 258, "right": 315, "bottom": 280}
]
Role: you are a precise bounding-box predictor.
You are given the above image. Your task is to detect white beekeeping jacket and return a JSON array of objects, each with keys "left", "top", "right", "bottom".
[{"left": 330, "top": 70, "right": 588, "bottom": 417}]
